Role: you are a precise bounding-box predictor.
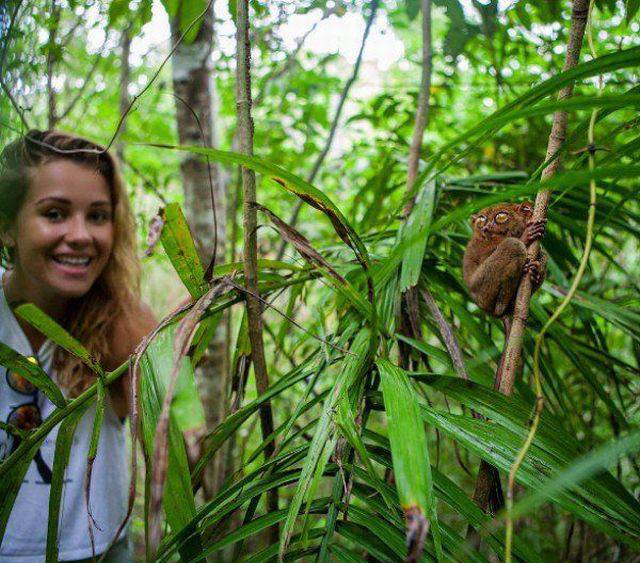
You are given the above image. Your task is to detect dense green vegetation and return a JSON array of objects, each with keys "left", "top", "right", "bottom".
[{"left": 1, "top": 0, "right": 640, "bottom": 560}]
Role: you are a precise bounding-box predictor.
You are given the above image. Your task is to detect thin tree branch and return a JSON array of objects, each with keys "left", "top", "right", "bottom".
[
  {"left": 24, "top": 0, "right": 214, "bottom": 156},
  {"left": 253, "top": 7, "right": 335, "bottom": 107},
  {"left": 276, "top": 0, "right": 380, "bottom": 261},
  {"left": 236, "top": 0, "right": 279, "bottom": 541},
  {"left": 403, "top": 0, "right": 433, "bottom": 216},
  {"left": 420, "top": 288, "right": 469, "bottom": 381},
  {"left": 55, "top": 44, "right": 106, "bottom": 124},
  {"left": 498, "top": 0, "right": 589, "bottom": 398},
  {"left": 116, "top": 25, "right": 131, "bottom": 163}
]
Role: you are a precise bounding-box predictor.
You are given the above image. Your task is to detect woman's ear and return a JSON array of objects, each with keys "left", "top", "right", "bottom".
[{"left": 0, "top": 230, "right": 15, "bottom": 249}]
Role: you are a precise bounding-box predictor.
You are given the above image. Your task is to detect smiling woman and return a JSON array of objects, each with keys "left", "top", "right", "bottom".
[{"left": 0, "top": 130, "right": 155, "bottom": 562}]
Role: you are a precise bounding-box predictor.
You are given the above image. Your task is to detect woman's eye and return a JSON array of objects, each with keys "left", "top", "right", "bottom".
[
  {"left": 89, "top": 210, "right": 111, "bottom": 224},
  {"left": 495, "top": 212, "right": 509, "bottom": 224},
  {"left": 43, "top": 208, "right": 64, "bottom": 222}
]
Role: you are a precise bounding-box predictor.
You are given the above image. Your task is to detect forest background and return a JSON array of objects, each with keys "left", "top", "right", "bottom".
[{"left": 1, "top": 0, "right": 640, "bottom": 561}]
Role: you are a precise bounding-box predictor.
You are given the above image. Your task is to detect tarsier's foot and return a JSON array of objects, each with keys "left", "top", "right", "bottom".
[
  {"left": 523, "top": 258, "right": 543, "bottom": 286},
  {"left": 521, "top": 219, "right": 546, "bottom": 246}
]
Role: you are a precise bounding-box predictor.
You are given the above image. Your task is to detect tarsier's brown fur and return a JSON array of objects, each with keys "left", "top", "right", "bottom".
[{"left": 463, "top": 201, "right": 547, "bottom": 317}]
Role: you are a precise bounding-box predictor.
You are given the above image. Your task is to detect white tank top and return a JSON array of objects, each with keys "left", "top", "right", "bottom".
[{"left": 0, "top": 283, "right": 129, "bottom": 562}]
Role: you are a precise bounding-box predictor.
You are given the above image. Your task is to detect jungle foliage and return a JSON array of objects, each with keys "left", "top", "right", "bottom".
[{"left": 1, "top": 0, "right": 640, "bottom": 561}]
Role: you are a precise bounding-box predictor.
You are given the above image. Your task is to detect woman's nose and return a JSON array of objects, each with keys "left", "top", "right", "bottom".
[{"left": 65, "top": 216, "right": 92, "bottom": 244}]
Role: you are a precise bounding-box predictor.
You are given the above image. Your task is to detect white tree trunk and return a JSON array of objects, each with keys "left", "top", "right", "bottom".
[{"left": 170, "top": 4, "right": 229, "bottom": 497}]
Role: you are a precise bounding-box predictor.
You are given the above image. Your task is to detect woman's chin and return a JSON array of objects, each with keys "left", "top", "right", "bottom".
[{"left": 45, "top": 276, "right": 96, "bottom": 300}]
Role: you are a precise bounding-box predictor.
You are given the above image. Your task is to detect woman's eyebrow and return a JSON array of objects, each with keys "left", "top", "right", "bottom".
[
  {"left": 35, "top": 197, "right": 111, "bottom": 206},
  {"left": 35, "top": 196, "right": 71, "bottom": 205}
]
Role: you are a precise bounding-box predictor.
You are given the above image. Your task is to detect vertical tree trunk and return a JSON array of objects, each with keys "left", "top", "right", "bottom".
[{"left": 169, "top": 4, "right": 228, "bottom": 497}]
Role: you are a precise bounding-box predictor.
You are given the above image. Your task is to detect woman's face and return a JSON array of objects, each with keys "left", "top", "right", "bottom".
[{"left": 9, "top": 159, "right": 114, "bottom": 301}]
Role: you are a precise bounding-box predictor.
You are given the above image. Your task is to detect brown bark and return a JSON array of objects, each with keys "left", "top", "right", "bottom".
[
  {"left": 169, "top": 3, "right": 229, "bottom": 497},
  {"left": 472, "top": 0, "right": 589, "bottom": 514},
  {"left": 236, "top": 0, "right": 279, "bottom": 541}
]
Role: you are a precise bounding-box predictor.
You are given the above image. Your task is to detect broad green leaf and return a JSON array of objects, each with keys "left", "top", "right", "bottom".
[
  {"left": 144, "top": 323, "right": 206, "bottom": 434},
  {"left": 146, "top": 144, "right": 372, "bottom": 274},
  {"left": 46, "top": 407, "right": 86, "bottom": 563},
  {"left": 335, "top": 399, "right": 396, "bottom": 510},
  {"left": 377, "top": 359, "right": 443, "bottom": 559},
  {"left": 179, "top": 0, "right": 207, "bottom": 43},
  {"left": 139, "top": 340, "right": 202, "bottom": 559},
  {"left": 0, "top": 342, "right": 66, "bottom": 408},
  {"left": 411, "top": 399, "right": 640, "bottom": 548},
  {"left": 399, "top": 178, "right": 437, "bottom": 291},
  {"left": 160, "top": 203, "right": 209, "bottom": 298},
  {"left": 15, "top": 304, "right": 103, "bottom": 376}
]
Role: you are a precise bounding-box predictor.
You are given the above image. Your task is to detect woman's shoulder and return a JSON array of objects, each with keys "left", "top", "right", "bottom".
[{"left": 108, "top": 301, "right": 157, "bottom": 369}]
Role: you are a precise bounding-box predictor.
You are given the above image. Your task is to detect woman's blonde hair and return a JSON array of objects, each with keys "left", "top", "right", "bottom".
[{"left": 0, "top": 130, "right": 141, "bottom": 397}]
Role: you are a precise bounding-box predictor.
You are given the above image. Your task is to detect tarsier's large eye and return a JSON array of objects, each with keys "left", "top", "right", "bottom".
[
  {"left": 474, "top": 215, "right": 487, "bottom": 227},
  {"left": 494, "top": 211, "right": 509, "bottom": 224}
]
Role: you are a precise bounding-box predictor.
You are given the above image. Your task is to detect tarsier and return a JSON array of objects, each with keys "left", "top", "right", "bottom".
[
  {"left": 463, "top": 201, "right": 547, "bottom": 514},
  {"left": 463, "top": 201, "right": 547, "bottom": 319}
]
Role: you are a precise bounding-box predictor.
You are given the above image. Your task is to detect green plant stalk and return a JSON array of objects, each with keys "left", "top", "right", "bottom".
[{"left": 505, "top": 2, "right": 600, "bottom": 559}]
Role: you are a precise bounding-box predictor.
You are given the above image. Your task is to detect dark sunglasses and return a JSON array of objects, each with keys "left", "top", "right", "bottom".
[{"left": 4, "top": 358, "right": 52, "bottom": 483}]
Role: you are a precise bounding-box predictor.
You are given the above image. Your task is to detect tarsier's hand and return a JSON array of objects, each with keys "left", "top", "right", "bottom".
[
  {"left": 523, "top": 257, "right": 543, "bottom": 286},
  {"left": 521, "top": 219, "right": 547, "bottom": 246}
]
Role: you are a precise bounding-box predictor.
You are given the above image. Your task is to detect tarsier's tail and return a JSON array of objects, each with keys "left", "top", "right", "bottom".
[{"left": 473, "top": 317, "right": 511, "bottom": 515}]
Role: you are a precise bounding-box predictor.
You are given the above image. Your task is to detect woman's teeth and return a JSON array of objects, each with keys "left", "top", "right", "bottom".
[{"left": 53, "top": 256, "right": 91, "bottom": 266}]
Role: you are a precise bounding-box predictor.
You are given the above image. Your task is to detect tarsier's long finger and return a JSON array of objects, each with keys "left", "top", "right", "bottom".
[
  {"left": 523, "top": 219, "right": 547, "bottom": 245},
  {"left": 523, "top": 259, "right": 542, "bottom": 285}
]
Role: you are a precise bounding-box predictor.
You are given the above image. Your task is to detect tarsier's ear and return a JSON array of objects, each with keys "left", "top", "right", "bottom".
[
  {"left": 517, "top": 201, "right": 533, "bottom": 216},
  {"left": 471, "top": 214, "right": 478, "bottom": 225}
]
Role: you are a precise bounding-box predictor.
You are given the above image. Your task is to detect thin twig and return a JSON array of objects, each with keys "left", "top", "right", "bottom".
[
  {"left": 276, "top": 0, "right": 380, "bottom": 261},
  {"left": 56, "top": 45, "right": 106, "bottom": 124},
  {"left": 228, "top": 278, "right": 354, "bottom": 356},
  {"left": 420, "top": 287, "right": 469, "bottom": 381}
]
